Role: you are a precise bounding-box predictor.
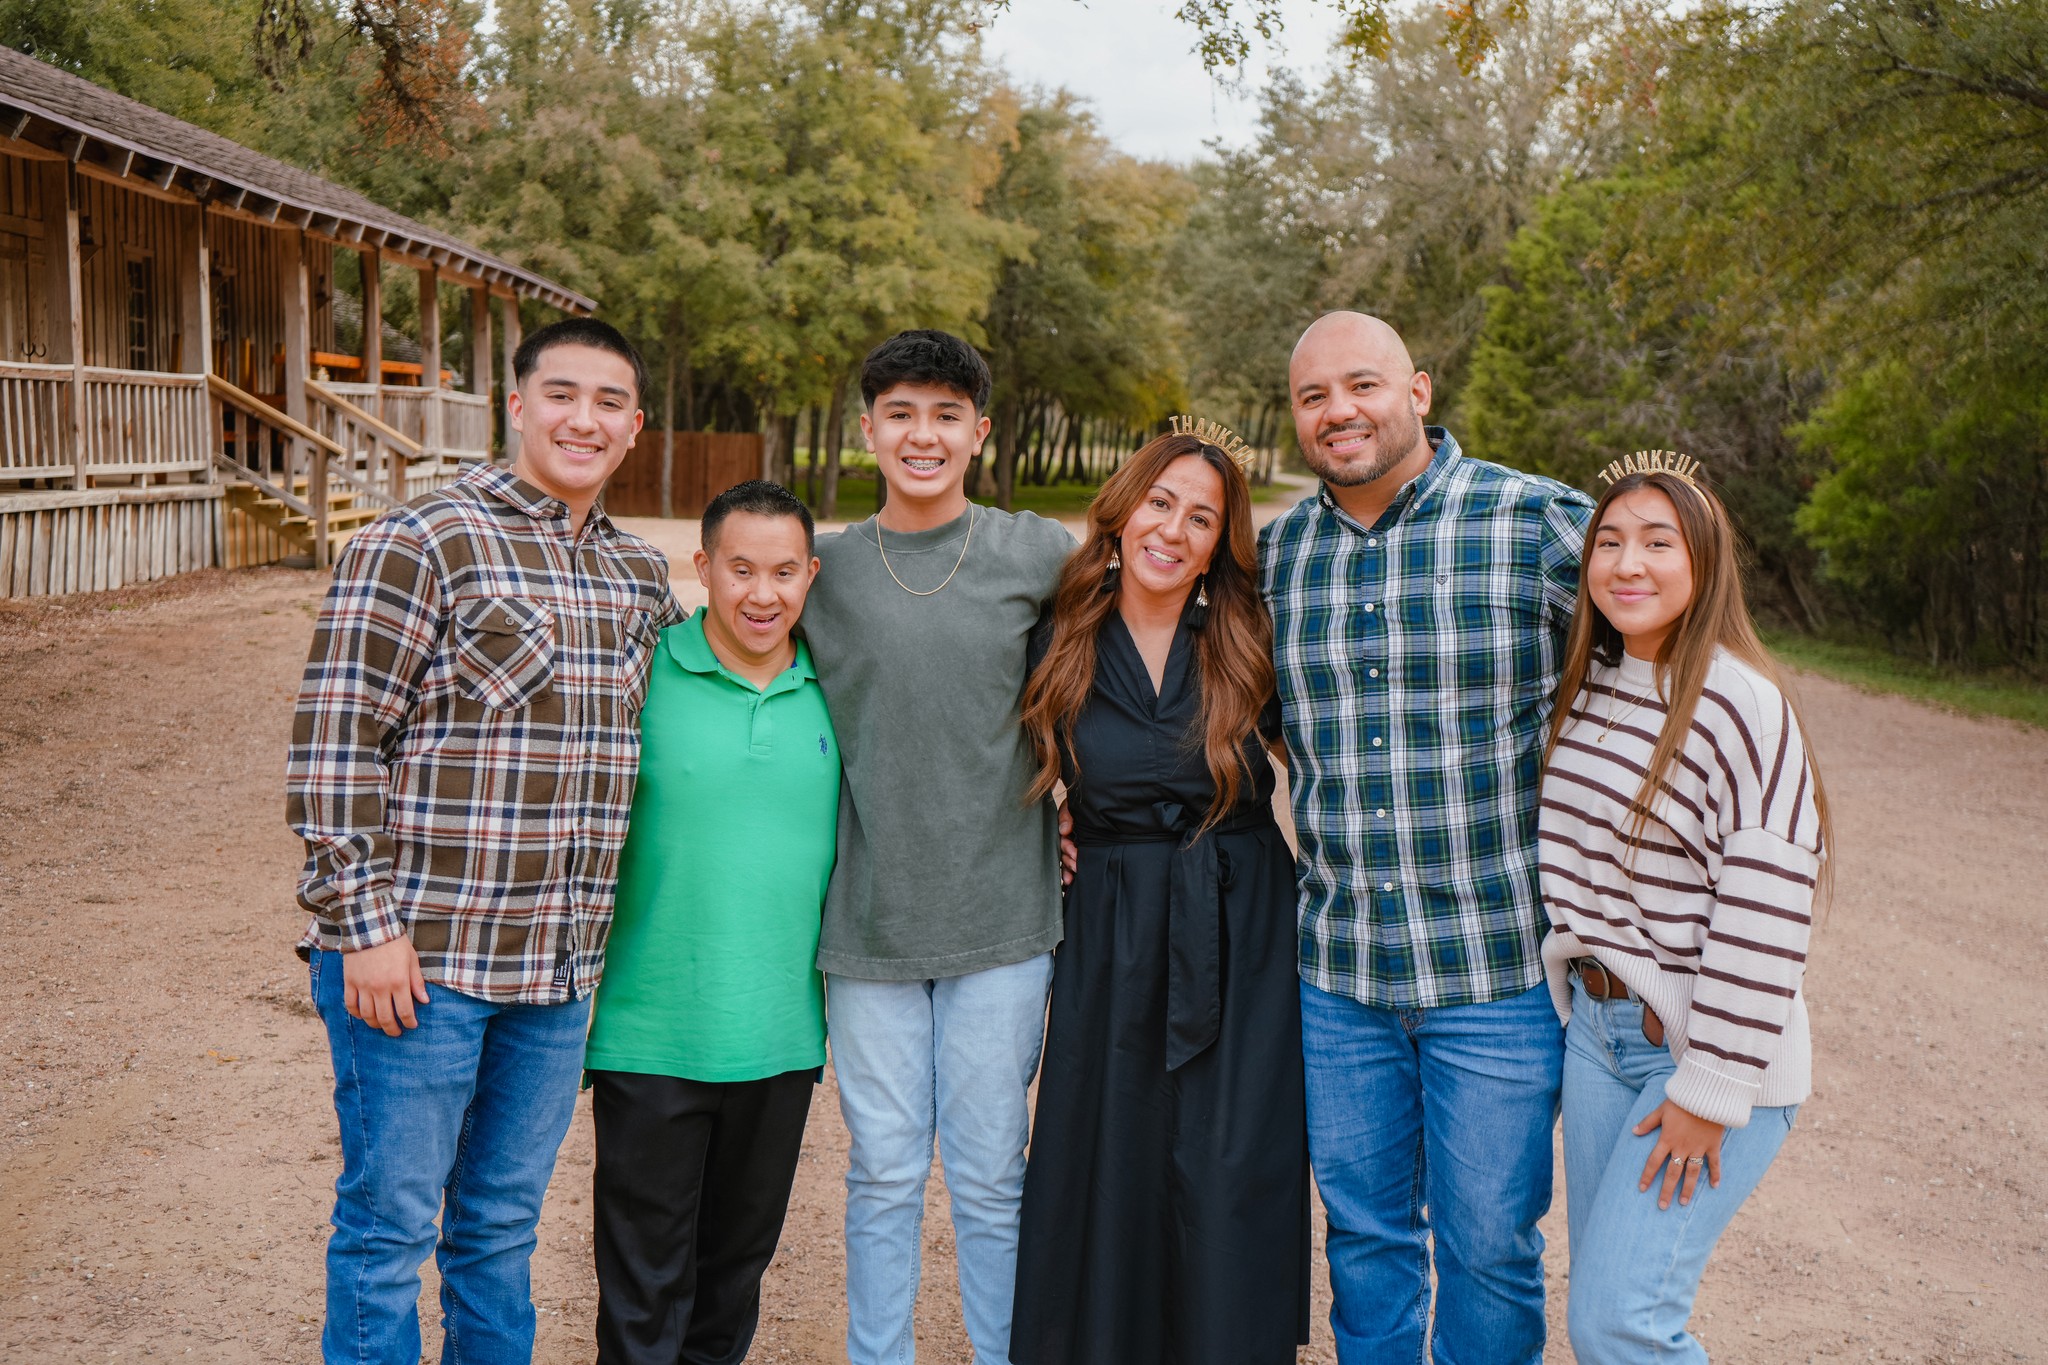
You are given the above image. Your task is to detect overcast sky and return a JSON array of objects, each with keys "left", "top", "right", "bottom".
[{"left": 975, "top": 0, "right": 1345, "bottom": 164}]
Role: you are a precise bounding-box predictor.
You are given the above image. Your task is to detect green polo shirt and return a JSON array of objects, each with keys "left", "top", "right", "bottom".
[{"left": 585, "top": 609, "right": 840, "bottom": 1083}]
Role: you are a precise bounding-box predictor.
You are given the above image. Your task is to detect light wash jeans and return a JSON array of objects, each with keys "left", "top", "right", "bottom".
[
  {"left": 825, "top": 953, "right": 1054, "bottom": 1365},
  {"left": 1561, "top": 976, "right": 1797, "bottom": 1364},
  {"left": 1300, "top": 978, "right": 1563, "bottom": 1365},
  {"left": 309, "top": 948, "right": 590, "bottom": 1365}
]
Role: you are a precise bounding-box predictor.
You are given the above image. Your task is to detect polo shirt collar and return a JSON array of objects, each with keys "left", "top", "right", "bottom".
[
  {"left": 1319, "top": 426, "right": 1460, "bottom": 533},
  {"left": 667, "top": 608, "right": 818, "bottom": 691}
]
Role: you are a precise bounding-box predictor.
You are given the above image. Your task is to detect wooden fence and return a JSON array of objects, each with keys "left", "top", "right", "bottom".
[{"left": 602, "top": 431, "right": 763, "bottom": 519}]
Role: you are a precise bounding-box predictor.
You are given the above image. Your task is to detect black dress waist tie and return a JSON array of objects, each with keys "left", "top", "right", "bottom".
[{"left": 1072, "top": 801, "right": 1272, "bottom": 1071}]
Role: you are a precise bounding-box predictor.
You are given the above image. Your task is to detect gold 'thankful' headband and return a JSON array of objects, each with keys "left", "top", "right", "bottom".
[
  {"left": 1169, "top": 414, "right": 1257, "bottom": 474},
  {"left": 1599, "top": 448, "right": 1703, "bottom": 489}
]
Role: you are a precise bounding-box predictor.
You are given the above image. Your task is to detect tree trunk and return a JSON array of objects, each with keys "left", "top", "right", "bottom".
[
  {"left": 759, "top": 405, "right": 778, "bottom": 482},
  {"left": 804, "top": 402, "right": 823, "bottom": 508},
  {"left": 821, "top": 375, "right": 848, "bottom": 521},
  {"left": 994, "top": 392, "right": 1020, "bottom": 512},
  {"left": 661, "top": 350, "right": 676, "bottom": 519}
]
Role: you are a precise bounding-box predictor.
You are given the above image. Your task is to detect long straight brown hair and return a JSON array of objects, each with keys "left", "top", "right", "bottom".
[
  {"left": 1021, "top": 433, "right": 1275, "bottom": 833},
  {"left": 1547, "top": 470, "right": 1833, "bottom": 886}
]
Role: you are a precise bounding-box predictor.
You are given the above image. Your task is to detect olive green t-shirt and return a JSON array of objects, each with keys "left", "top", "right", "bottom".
[
  {"left": 801, "top": 505, "right": 1075, "bottom": 980},
  {"left": 584, "top": 610, "right": 840, "bottom": 1082}
]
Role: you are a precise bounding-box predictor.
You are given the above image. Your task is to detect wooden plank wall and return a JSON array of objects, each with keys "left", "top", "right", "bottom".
[
  {"left": 204, "top": 222, "right": 335, "bottom": 388},
  {"left": 601, "top": 431, "right": 764, "bottom": 519},
  {"left": 0, "top": 152, "right": 53, "bottom": 363},
  {"left": 0, "top": 493, "right": 220, "bottom": 597},
  {"left": 78, "top": 176, "right": 186, "bottom": 371}
]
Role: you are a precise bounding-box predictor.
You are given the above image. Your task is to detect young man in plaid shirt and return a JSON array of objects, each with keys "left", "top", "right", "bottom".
[
  {"left": 1260, "top": 312, "right": 1593, "bottom": 1364},
  {"left": 287, "top": 318, "right": 678, "bottom": 1364}
]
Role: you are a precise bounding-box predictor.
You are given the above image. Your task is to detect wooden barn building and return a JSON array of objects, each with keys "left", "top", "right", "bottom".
[{"left": 0, "top": 47, "right": 594, "bottom": 597}]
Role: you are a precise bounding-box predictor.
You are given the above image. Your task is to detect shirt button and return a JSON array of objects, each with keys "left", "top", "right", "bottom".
[
  {"left": 1369, "top": 668, "right": 1380, "bottom": 678},
  {"left": 1367, "top": 537, "right": 1379, "bottom": 548},
  {"left": 1381, "top": 881, "right": 1394, "bottom": 892},
  {"left": 1375, "top": 808, "right": 1387, "bottom": 818},
  {"left": 1363, "top": 602, "right": 1376, "bottom": 613},
  {"left": 504, "top": 614, "right": 517, "bottom": 626},
  {"left": 1371, "top": 736, "right": 1383, "bottom": 747}
]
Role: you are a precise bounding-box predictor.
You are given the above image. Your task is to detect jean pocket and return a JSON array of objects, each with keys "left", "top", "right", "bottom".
[{"left": 453, "top": 596, "right": 556, "bottom": 709}]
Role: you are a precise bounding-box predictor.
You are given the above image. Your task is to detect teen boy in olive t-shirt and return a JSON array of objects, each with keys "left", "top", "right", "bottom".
[
  {"left": 584, "top": 481, "right": 837, "bottom": 1365},
  {"left": 799, "top": 331, "right": 1074, "bottom": 1365}
]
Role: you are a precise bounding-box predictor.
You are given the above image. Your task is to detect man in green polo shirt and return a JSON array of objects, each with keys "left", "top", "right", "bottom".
[{"left": 584, "top": 479, "right": 838, "bottom": 1365}]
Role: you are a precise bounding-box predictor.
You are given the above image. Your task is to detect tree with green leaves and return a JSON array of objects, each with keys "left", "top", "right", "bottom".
[{"left": 979, "top": 93, "right": 1190, "bottom": 508}]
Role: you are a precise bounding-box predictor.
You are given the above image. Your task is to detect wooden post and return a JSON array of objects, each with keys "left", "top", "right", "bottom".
[
  {"left": 469, "top": 286, "right": 491, "bottom": 397},
  {"left": 280, "top": 229, "right": 311, "bottom": 424},
  {"left": 361, "top": 246, "right": 382, "bottom": 419},
  {"left": 360, "top": 247, "right": 398, "bottom": 502},
  {"left": 498, "top": 294, "right": 520, "bottom": 466},
  {"left": 419, "top": 267, "right": 442, "bottom": 462},
  {"left": 59, "top": 164, "right": 87, "bottom": 490},
  {"left": 279, "top": 227, "right": 324, "bottom": 566},
  {"left": 185, "top": 204, "right": 214, "bottom": 489},
  {"left": 468, "top": 285, "right": 490, "bottom": 468}
]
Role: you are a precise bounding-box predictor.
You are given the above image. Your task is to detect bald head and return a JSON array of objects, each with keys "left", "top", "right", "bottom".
[
  {"left": 1286, "top": 310, "right": 1434, "bottom": 510},
  {"left": 1289, "top": 311, "right": 1415, "bottom": 380}
]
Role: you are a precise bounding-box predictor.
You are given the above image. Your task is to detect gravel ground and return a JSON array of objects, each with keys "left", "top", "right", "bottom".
[{"left": 1, "top": 522, "right": 2042, "bottom": 1363}]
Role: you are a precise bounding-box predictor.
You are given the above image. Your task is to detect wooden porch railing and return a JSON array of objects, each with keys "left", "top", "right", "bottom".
[
  {"left": 324, "top": 383, "right": 494, "bottom": 464},
  {"left": 307, "top": 379, "right": 431, "bottom": 504},
  {"left": 82, "top": 368, "right": 208, "bottom": 473},
  {"left": 208, "top": 373, "right": 408, "bottom": 570},
  {"left": 0, "top": 361, "right": 74, "bottom": 478}
]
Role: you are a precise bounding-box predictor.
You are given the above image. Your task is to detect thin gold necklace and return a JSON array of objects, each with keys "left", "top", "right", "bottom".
[
  {"left": 877, "top": 505, "right": 976, "bottom": 597},
  {"left": 1598, "top": 680, "right": 1652, "bottom": 743}
]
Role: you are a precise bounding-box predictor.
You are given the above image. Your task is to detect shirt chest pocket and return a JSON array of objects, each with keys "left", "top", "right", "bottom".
[{"left": 452, "top": 596, "right": 557, "bottom": 710}]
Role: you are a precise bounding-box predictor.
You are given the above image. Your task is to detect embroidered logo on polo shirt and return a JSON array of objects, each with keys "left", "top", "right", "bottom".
[{"left": 819, "top": 734, "right": 829, "bottom": 755}]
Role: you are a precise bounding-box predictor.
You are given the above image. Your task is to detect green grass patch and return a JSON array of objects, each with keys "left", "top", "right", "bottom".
[{"left": 1763, "top": 631, "right": 2048, "bottom": 730}]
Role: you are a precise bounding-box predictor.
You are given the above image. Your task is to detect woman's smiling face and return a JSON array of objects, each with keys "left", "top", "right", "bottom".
[
  {"left": 1117, "top": 454, "right": 1225, "bottom": 606},
  {"left": 1588, "top": 486, "right": 1696, "bottom": 659}
]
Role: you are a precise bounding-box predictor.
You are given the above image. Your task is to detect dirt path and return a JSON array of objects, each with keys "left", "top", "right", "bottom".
[{"left": 1, "top": 538, "right": 2043, "bottom": 1363}]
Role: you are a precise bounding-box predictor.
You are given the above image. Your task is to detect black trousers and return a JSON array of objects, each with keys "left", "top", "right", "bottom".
[{"left": 591, "top": 1067, "right": 816, "bottom": 1365}]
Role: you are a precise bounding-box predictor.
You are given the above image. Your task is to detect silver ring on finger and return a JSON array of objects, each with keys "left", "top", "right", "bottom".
[{"left": 1685, "top": 1155, "right": 1704, "bottom": 1166}]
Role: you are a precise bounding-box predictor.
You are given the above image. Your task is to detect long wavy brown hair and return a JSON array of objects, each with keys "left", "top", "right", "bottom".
[
  {"left": 1546, "top": 470, "right": 1834, "bottom": 894},
  {"left": 1022, "top": 433, "right": 1275, "bottom": 833}
]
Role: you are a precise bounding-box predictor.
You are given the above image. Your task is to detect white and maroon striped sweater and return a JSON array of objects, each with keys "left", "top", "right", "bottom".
[{"left": 1538, "top": 646, "right": 1824, "bottom": 1128}]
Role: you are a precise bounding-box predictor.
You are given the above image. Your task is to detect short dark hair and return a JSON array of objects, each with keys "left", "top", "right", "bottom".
[
  {"left": 512, "top": 317, "right": 647, "bottom": 403},
  {"left": 701, "top": 480, "right": 816, "bottom": 557},
  {"left": 859, "top": 329, "right": 992, "bottom": 413}
]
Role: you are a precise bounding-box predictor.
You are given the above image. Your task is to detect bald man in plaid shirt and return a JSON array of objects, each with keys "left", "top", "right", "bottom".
[
  {"left": 1261, "top": 313, "right": 1593, "bottom": 1365},
  {"left": 287, "top": 318, "right": 680, "bottom": 1365}
]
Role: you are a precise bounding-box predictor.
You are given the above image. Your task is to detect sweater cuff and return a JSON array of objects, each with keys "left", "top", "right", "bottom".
[{"left": 1664, "top": 1052, "right": 1761, "bottom": 1130}]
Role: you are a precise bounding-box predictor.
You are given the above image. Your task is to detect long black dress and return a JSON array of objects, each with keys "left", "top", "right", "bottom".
[{"left": 1010, "top": 610, "right": 1310, "bottom": 1365}]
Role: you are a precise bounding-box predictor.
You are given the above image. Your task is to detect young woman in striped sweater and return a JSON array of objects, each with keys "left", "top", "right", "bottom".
[{"left": 1538, "top": 455, "right": 1831, "bottom": 1363}]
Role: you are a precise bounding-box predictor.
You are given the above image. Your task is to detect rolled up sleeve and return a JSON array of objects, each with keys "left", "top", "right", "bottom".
[{"left": 285, "top": 515, "right": 441, "bottom": 952}]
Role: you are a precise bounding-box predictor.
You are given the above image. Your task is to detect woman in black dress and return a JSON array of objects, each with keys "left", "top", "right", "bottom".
[{"left": 1009, "top": 424, "right": 1309, "bottom": 1365}]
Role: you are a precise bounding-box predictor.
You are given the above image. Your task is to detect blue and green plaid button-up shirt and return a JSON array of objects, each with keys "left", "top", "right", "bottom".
[{"left": 1260, "top": 429, "right": 1593, "bottom": 1009}]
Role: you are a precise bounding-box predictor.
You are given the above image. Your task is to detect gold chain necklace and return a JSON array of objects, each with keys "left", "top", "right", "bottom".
[
  {"left": 1597, "top": 682, "right": 1652, "bottom": 744},
  {"left": 877, "top": 505, "right": 976, "bottom": 597}
]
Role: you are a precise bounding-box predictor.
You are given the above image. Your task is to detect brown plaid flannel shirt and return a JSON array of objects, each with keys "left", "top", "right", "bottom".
[{"left": 286, "top": 464, "right": 680, "bottom": 1004}]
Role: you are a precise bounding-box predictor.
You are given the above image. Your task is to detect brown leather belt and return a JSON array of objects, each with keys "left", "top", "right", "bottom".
[{"left": 1571, "top": 957, "right": 1666, "bottom": 1046}]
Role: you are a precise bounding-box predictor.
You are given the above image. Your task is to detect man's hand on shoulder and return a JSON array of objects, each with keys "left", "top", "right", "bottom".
[{"left": 343, "top": 937, "right": 431, "bottom": 1036}]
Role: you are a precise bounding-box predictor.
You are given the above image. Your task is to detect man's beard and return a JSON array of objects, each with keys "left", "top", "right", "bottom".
[{"left": 1302, "top": 407, "right": 1424, "bottom": 488}]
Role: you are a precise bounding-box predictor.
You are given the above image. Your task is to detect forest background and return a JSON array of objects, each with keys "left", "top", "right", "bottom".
[{"left": 4, "top": 0, "right": 2042, "bottom": 673}]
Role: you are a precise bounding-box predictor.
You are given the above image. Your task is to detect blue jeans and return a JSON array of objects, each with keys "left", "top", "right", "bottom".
[
  {"left": 1300, "top": 979, "right": 1562, "bottom": 1365},
  {"left": 825, "top": 953, "right": 1054, "bottom": 1365},
  {"left": 309, "top": 948, "right": 590, "bottom": 1365},
  {"left": 1561, "top": 978, "right": 1797, "bottom": 1363}
]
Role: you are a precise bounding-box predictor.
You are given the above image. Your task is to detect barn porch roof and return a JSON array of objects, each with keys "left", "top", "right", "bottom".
[{"left": 0, "top": 47, "right": 595, "bottom": 315}]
